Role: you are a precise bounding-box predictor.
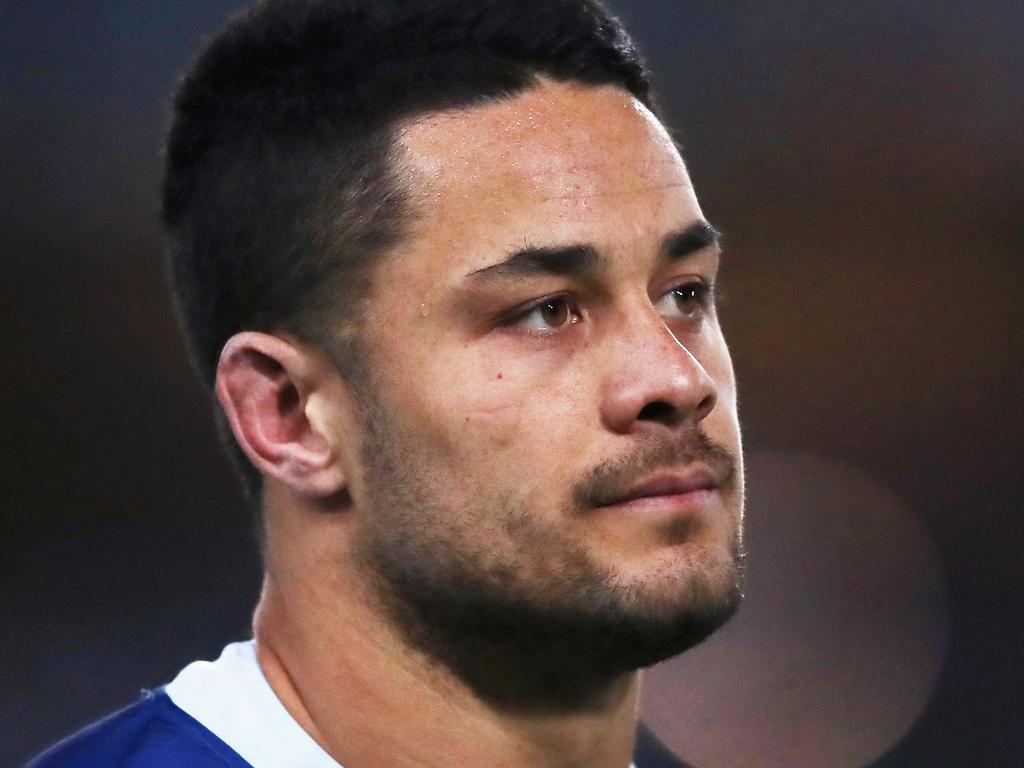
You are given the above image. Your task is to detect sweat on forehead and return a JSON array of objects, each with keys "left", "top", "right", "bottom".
[{"left": 396, "top": 80, "right": 689, "bottom": 204}]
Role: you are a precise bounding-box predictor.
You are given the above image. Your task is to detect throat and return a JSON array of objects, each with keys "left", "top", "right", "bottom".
[{"left": 254, "top": 575, "right": 640, "bottom": 768}]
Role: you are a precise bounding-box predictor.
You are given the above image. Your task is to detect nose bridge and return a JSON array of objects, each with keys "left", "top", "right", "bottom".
[
  {"left": 600, "top": 302, "right": 717, "bottom": 433},
  {"left": 612, "top": 301, "right": 692, "bottom": 372}
]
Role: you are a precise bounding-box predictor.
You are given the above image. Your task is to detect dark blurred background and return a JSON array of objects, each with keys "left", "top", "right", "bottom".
[{"left": 2, "top": 2, "right": 1021, "bottom": 765}]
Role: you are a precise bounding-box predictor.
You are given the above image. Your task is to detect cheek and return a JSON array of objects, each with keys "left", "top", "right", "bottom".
[
  {"left": 455, "top": 368, "right": 559, "bottom": 453},
  {"left": 383, "top": 352, "right": 534, "bottom": 461},
  {"left": 412, "top": 356, "right": 589, "bottom": 488},
  {"left": 686, "top": 329, "right": 741, "bottom": 449},
  {"left": 691, "top": 325, "right": 738, "bottom": 410}
]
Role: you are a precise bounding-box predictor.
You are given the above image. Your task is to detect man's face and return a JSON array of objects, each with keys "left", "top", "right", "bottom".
[{"left": 342, "top": 80, "right": 743, "bottom": 696}]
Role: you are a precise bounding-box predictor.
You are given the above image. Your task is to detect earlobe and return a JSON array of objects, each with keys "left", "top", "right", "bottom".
[{"left": 215, "top": 332, "right": 348, "bottom": 498}]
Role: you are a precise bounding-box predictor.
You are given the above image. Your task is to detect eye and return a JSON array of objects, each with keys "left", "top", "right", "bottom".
[
  {"left": 515, "top": 296, "right": 582, "bottom": 332},
  {"left": 655, "top": 281, "right": 712, "bottom": 320}
]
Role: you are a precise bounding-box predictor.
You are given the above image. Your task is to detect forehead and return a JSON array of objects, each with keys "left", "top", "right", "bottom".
[
  {"left": 391, "top": 80, "right": 700, "bottom": 275},
  {"left": 399, "top": 79, "right": 686, "bottom": 194}
]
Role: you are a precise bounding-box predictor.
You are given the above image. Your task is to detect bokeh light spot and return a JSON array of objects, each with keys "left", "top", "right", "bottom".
[{"left": 642, "top": 451, "right": 948, "bottom": 768}]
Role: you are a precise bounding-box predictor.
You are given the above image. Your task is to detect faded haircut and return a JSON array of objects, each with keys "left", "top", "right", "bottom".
[{"left": 162, "top": 0, "right": 653, "bottom": 498}]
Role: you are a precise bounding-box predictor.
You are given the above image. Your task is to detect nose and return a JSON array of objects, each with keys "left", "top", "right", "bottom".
[{"left": 600, "top": 313, "right": 718, "bottom": 435}]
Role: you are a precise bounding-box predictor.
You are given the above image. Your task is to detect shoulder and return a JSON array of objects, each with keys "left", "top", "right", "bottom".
[{"left": 26, "top": 690, "right": 251, "bottom": 768}]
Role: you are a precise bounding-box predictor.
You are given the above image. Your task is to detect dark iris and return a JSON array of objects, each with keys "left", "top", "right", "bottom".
[
  {"left": 673, "top": 284, "right": 704, "bottom": 315},
  {"left": 540, "top": 300, "right": 569, "bottom": 326}
]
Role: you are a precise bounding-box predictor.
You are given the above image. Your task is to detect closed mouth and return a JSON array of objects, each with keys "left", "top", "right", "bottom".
[{"left": 597, "top": 467, "right": 718, "bottom": 508}]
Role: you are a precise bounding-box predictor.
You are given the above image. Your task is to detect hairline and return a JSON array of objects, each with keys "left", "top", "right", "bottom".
[{"left": 311, "top": 77, "right": 653, "bottom": 379}]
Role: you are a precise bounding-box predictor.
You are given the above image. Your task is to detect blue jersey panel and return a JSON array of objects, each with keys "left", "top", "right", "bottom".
[{"left": 27, "top": 690, "right": 252, "bottom": 768}]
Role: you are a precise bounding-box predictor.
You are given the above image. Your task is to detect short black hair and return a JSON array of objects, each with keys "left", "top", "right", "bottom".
[{"left": 163, "top": 0, "right": 653, "bottom": 497}]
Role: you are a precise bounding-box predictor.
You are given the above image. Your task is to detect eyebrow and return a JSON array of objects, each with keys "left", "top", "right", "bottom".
[
  {"left": 660, "top": 220, "right": 722, "bottom": 263},
  {"left": 467, "top": 243, "right": 603, "bottom": 282},
  {"left": 466, "top": 220, "right": 721, "bottom": 283}
]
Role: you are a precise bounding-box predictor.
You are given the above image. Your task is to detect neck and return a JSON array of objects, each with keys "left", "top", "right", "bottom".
[{"left": 252, "top": 502, "right": 640, "bottom": 768}]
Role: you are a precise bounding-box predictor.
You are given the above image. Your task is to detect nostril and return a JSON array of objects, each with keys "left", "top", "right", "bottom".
[
  {"left": 637, "top": 400, "right": 679, "bottom": 424},
  {"left": 696, "top": 393, "right": 716, "bottom": 418}
]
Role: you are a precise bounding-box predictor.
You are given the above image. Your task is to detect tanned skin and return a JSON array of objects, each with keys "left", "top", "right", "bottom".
[{"left": 216, "top": 80, "right": 743, "bottom": 768}]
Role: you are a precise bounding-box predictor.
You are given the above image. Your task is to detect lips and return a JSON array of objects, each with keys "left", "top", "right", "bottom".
[
  {"left": 574, "top": 430, "right": 737, "bottom": 514},
  {"left": 596, "top": 467, "right": 719, "bottom": 509}
]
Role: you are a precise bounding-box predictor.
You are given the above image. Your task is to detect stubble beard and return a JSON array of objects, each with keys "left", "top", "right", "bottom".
[{"left": 352, "top": 396, "right": 745, "bottom": 711}]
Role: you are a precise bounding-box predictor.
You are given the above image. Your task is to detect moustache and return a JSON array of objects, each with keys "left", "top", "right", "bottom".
[{"left": 572, "top": 426, "right": 738, "bottom": 510}]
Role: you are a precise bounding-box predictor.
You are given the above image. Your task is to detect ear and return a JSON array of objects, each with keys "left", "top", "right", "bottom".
[{"left": 215, "top": 332, "right": 350, "bottom": 498}]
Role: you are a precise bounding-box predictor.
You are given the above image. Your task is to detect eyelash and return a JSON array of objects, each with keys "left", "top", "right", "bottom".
[
  {"left": 509, "top": 295, "right": 583, "bottom": 334},
  {"left": 658, "top": 281, "right": 715, "bottom": 318},
  {"left": 506, "top": 280, "right": 715, "bottom": 335}
]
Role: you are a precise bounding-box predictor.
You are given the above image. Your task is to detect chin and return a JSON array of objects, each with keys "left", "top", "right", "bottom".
[
  {"left": 610, "top": 534, "right": 742, "bottom": 608},
  {"left": 578, "top": 581, "right": 742, "bottom": 677},
  {"left": 542, "top": 538, "right": 741, "bottom": 674}
]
